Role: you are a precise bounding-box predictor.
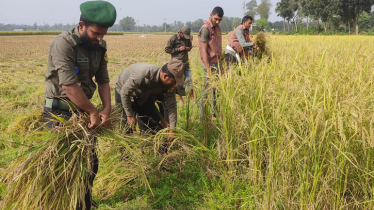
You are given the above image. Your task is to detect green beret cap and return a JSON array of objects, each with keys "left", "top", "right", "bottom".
[{"left": 80, "top": 1, "right": 117, "bottom": 28}]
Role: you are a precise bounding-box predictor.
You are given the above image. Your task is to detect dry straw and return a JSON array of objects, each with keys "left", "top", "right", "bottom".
[
  {"left": 0, "top": 108, "right": 218, "bottom": 209},
  {"left": 0, "top": 113, "right": 95, "bottom": 210},
  {"left": 253, "top": 32, "right": 270, "bottom": 59}
]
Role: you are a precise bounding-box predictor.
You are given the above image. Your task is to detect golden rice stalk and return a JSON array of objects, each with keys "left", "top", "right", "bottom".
[
  {"left": 254, "top": 32, "right": 270, "bottom": 59},
  {"left": 6, "top": 112, "right": 44, "bottom": 133},
  {"left": 0, "top": 113, "right": 94, "bottom": 210}
]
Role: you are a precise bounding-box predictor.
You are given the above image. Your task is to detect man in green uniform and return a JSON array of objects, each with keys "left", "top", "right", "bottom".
[
  {"left": 165, "top": 26, "right": 193, "bottom": 102},
  {"left": 43, "top": 1, "right": 116, "bottom": 209},
  {"left": 115, "top": 59, "right": 184, "bottom": 140}
]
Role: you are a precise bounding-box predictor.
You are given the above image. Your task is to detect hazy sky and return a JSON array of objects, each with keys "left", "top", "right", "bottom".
[{"left": 0, "top": 0, "right": 282, "bottom": 26}]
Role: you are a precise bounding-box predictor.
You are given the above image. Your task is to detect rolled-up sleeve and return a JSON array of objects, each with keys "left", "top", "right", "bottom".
[
  {"left": 50, "top": 38, "right": 78, "bottom": 86},
  {"left": 120, "top": 72, "right": 143, "bottom": 117},
  {"left": 164, "top": 90, "right": 177, "bottom": 128},
  {"left": 165, "top": 36, "right": 179, "bottom": 54},
  {"left": 236, "top": 29, "right": 253, "bottom": 49},
  {"left": 200, "top": 27, "right": 210, "bottom": 43}
]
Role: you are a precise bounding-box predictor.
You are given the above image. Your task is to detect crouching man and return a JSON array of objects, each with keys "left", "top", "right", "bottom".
[
  {"left": 115, "top": 59, "right": 184, "bottom": 139},
  {"left": 225, "top": 15, "right": 255, "bottom": 68}
]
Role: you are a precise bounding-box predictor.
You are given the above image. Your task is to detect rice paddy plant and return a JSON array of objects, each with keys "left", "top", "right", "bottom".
[
  {"left": 1, "top": 34, "right": 374, "bottom": 209},
  {"left": 0, "top": 113, "right": 97, "bottom": 209},
  {"left": 0, "top": 107, "right": 223, "bottom": 209},
  {"left": 6, "top": 112, "right": 44, "bottom": 134},
  {"left": 94, "top": 125, "right": 227, "bottom": 201},
  {"left": 199, "top": 36, "right": 374, "bottom": 209},
  {"left": 254, "top": 32, "right": 270, "bottom": 59}
]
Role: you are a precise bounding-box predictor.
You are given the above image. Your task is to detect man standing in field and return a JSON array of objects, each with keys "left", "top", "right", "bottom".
[
  {"left": 198, "top": 6, "right": 224, "bottom": 121},
  {"left": 115, "top": 59, "right": 184, "bottom": 141},
  {"left": 43, "top": 1, "right": 116, "bottom": 209},
  {"left": 225, "top": 15, "right": 255, "bottom": 68},
  {"left": 165, "top": 26, "right": 194, "bottom": 102}
]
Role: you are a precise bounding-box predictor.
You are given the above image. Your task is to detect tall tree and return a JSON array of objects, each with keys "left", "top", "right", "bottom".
[
  {"left": 276, "top": 0, "right": 294, "bottom": 32},
  {"left": 246, "top": 0, "right": 258, "bottom": 19},
  {"left": 358, "top": 11, "right": 372, "bottom": 29},
  {"left": 171, "top": 21, "right": 184, "bottom": 32},
  {"left": 287, "top": 0, "right": 299, "bottom": 32},
  {"left": 300, "top": 0, "right": 312, "bottom": 32},
  {"left": 336, "top": 0, "right": 374, "bottom": 35},
  {"left": 232, "top": 17, "right": 242, "bottom": 28},
  {"left": 257, "top": 0, "right": 272, "bottom": 19},
  {"left": 162, "top": 22, "right": 170, "bottom": 32},
  {"left": 119, "top": 16, "right": 136, "bottom": 31},
  {"left": 256, "top": 18, "right": 268, "bottom": 30},
  {"left": 191, "top": 19, "right": 204, "bottom": 33},
  {"left": 308, "top": 0, "right": 333, "bottom": 32},
  {"left": 220, "top": 16, "right": 232, "bottom": 32}
]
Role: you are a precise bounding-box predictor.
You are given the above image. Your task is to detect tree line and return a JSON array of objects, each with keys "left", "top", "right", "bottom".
[
  {"left": 273, "top": 0, "right": 374, "bottom": 35},
  {"left": 0, "top": 17, "right": 241, "bottom": 33},
  {"left": 0, "top": 23, "right": 77, "bottom": 31},
  {"left": 116, "top": 16, "right": 243, "bottom": 33},
  {"left": 1, "top": 0, "right": 373, "bottom": 35}
]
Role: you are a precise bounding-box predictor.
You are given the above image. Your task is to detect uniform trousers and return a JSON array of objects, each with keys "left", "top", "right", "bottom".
[
  {"left": 199, "top": 63, "right": 219, "bottom": 119},
  {"left": 225, "top": 53, "right": 238, "bottom": 69},
  {"left": 115, "top": 89, "right": 163, "bottom": 134}
]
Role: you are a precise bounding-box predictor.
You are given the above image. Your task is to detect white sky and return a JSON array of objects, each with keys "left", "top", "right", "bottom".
[{"left": 0, "top": 0, "right": 282, "bottom": 26}]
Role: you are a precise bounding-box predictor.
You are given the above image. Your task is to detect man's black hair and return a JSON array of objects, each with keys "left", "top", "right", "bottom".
[
  {"left": 161, "top": 64, "right": 175, "bottom": 79},
  {"left": 242, "top": 15, "right": 253, "bottom": 24},
  {"left": 211, "top": 6, "right": 224, "bottom": 18},
  {"left": 80, "top": 14, "right": 94, "bottom": 27},
  {"left": 80, "top": 14, "right": 107, "bottom": 28}
]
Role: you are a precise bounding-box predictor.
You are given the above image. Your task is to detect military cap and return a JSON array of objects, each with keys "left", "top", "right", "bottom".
[
  {"left": 80, "top": 1, "right": 117, "bottom": 28},
  {"left": 167, "top": 58, "right": 185, "bottom": 86},
  {"left": 180, "top": 26, "right": 191, "bottom": 39}
]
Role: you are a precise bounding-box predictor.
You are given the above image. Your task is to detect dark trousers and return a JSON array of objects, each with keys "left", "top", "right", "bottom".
[
  {"left": 115, "top": 89, "right": 163, "bottom": 134},
  {"left": 43, "top": 107, "right": 98, "bottom": 210},
  {"left": 225, "top": 53, "right": 238, "bottom": 69},
  {"left": 199, "top": 63, "right": 220, "bottom": 119}
]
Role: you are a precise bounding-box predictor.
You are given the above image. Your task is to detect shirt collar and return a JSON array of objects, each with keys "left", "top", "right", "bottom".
[
  {"left": 207, "top": 19, "right": 215, "bottom": 29},
  {"left": 73, "top": 27, "right": 82, "bottom": 39},
  {"left": 155, "top": 67, "right": 162, "bottom": 84}
]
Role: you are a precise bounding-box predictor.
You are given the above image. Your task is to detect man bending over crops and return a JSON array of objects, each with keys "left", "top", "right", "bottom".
[
  {"left": 165, "top": 25, "right": 194, "bottom": 102},
  {"left": 43, "top": 1, "right": 116, "bottom": 209},
  {"left": 225, "top": 15, "right": 256, "bottom": 68},
  {"left": 115, "top": 59, "right": 185, "bottom": 140},
  {"left": 198, "top": 6, "right": 224, "bottom": 121}
]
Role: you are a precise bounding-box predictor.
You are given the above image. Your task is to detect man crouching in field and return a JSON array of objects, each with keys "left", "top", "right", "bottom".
[
  {"left": 43, "top": 1, "right": 116, "bottom": 209},
  {"left": 225, "top": 15, "right": 256, "bottom": 68},
  {"left": 115, "top": 59, "right": 185, "bottom": 142}
]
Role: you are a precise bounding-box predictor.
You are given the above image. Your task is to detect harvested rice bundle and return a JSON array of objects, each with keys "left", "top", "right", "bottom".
[
  {"left": 0, "top": 108, "right": 215, "bottom": 209},
  {"left": 0, "top": 114, "right": 95, "bottom": 210},
  {"left": 254, "top": 32, "right": 270, "bottom": 59}
]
